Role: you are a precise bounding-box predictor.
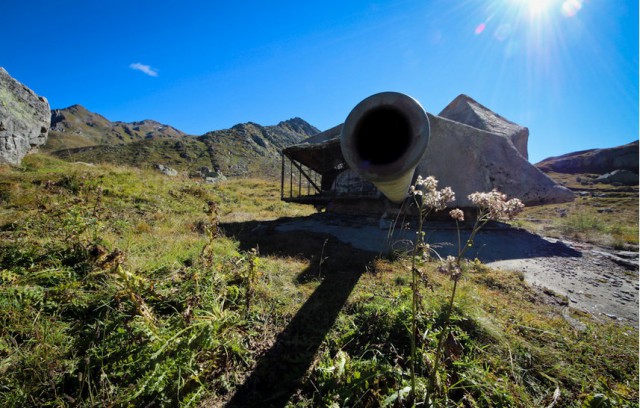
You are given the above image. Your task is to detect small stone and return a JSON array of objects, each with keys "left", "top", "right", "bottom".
[
  {"left": 597, "top": 208, "right": 614, "bottom": 214},
  {"left": 154, "top": 164, "right": 178, "bottom": 176}
]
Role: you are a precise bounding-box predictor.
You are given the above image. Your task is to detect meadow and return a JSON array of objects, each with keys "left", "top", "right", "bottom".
[{"left": 0, "top": 155, "right": 637, "bottom": 407}]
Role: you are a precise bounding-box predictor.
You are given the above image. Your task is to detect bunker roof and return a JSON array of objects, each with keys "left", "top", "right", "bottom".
[{"left": 282, "top": 124, "right": 345, "bottom": 174}]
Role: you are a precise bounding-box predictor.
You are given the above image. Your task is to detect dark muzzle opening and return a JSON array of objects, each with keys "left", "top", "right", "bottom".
[{"left": 353, "top": 106, "right": 412, "bottom": 166}]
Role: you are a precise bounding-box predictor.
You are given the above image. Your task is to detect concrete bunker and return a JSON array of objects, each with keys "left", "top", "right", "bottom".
[{"left": 281, "top": 92, "right": 574, "bottom": 215}]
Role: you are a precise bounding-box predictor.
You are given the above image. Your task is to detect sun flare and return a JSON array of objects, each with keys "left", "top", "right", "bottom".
[
  {"left": 511, "top": 0, "right": 560, "bottom": 18},
  {"left": 528, "top": 0, "right": 556, "bottom": 15}
]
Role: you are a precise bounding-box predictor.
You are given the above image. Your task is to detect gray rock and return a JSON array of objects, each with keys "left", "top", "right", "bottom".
[
  {"left": 154, "top": 163, "right": 178, "bottom": 176},
  {"left": 439, "top": 94, "right": 529, "bottom": 159},
  {"left": 416, "top": 114, "right": 575, "bottom": 207},
  {"left": 0, "top": 67, "right": 50, "bottom": 165},
  {"left": 251, "top": 134, "right": 268, "bottom": 148},
  {"left": 203, "top": 170, "right": 223, "bottom": 178},
  {"left": 594, "top": 169, "right": 638, "bottom": 186},
  {"left": 204, "top": 173, "right": 226, "bottom": 183}
]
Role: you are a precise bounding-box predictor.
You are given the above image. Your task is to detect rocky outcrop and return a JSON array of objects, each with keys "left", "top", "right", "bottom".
[
  {"left": 439, "top": 94, "right": 529, "bottom": 159},
  {"left": 536, "top": 140, "right": 638, "bottom": 174},
  {"left": 416, "top": 114, "right": 574, "bottom": 207},
  {"left": 275, "top": 117, "right": 320, "bottom": 138},
  {"left": 594, "top": 169, "right": 638, "bottom": 186},
  {"left": 0, "top": 67, "right": 50, "bottom": 165},
  {"left": 204, "top": 173, "right": 227, "bottom": 184}
]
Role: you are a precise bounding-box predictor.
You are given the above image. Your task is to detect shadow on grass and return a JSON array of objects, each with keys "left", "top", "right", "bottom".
[
  {"left": 222, "top": 217, "right": 376, "bottom": 407},
  {"left": 221, "top": 213, "right": 582, "bottom": 406}
]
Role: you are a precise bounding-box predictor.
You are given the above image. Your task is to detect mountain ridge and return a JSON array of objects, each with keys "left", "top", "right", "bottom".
[
  {"left": 536, "top": 140, "right": 638, "bottom": 174},
  {"left": 47, "top": 105, "right": 319, "bottom": 179},
  {"left": 46, "top": 104, "right": 188, "bottom": 151}
]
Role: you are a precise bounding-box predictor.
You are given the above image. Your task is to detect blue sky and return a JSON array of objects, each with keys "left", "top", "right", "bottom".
[{"left": 3, "top": 0, "right": 638, "bottom": 163}]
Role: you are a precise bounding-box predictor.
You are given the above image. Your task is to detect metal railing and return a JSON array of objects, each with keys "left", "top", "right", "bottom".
[{"left": 280, "top": 154, "right": 324, "bottom": 203}]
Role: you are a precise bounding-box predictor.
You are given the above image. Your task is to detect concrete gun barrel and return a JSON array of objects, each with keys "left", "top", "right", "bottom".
[{"left": 340, "top": 92, "right": 430, "bottom": 203}]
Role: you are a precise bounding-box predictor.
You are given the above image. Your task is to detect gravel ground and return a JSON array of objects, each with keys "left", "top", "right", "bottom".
[{"left": 489, "top": 245, "right": 639, "bottom": 326}]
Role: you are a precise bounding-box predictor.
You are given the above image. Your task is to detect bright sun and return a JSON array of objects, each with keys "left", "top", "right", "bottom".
[
  {"left": 528, "top": 0, "right": 557, "bottom": 14},
  {"left": 512, "top": 0, "right": 560, "bottom": 17}
]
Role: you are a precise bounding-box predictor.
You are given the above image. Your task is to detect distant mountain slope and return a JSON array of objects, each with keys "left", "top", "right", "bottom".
[
  {"left": 44, "top": 105, "right": 187, "bottom": 151},
  {"left": 51, "top": 117, "right": 319, "bottom": 178},
  {"left": 536, "top": 140, "right": 638, "bottom": 174},
  {"left": 198, "top": 118, "right": 319, "bottom": 175}
]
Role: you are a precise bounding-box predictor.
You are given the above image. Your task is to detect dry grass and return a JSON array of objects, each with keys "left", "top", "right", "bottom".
[{"left": 514, "top": 171, "right": 639, "bottom": 248}]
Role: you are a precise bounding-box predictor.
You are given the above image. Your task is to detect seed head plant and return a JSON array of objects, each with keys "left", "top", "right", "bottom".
[
  {"left": 407, "top": 176, "right": 524, "bottom": 402},
  {"left": 407, "top": 175, "right": 456, "bottom": 399}
]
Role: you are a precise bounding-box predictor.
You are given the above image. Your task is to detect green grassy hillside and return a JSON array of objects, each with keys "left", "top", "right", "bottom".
[
  {"left": 45, "top": 105, "right": 188, "bottom": 151},
  {"left": 47, "top": 112, "right": 318, "bottom": 179},
  {"left": 0, "top": 155, "right": 637, "bottom": 407},
  {"left": 52, "top": 138, "right": 222, "bottom": 174}
]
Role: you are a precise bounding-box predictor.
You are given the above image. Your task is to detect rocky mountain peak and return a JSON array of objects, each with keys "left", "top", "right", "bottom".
[
  {"left": 231, "top": 122, "right": 264, "bottom": 134},
  {"left": 192, "top": 117, "right": 320, "bottom": 177},
  {"left": 51, "top": 104, "right": 111, "bottom": 129},
  {"left": 277, "top": 117, "right": 320, "bottom": 136},
  {"left": 65, "top": 104, "right": 89, "bottom": 113}
]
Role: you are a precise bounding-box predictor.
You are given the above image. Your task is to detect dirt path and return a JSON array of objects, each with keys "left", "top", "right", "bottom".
[{"left": 274, "top": 213, "right": 639, "bottom": 327}]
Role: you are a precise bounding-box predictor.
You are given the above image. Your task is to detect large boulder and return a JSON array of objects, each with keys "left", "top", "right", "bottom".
[
  {"left": 439, "top": 94, "right": 529, "bottom": 160},
  {"left": 416, "top": 114, "right": 575, "bottom": 207},
  {"left": 594, "top": 169, "right": 638, "bottom": 186},
  {"left": 0, "top": 67, "right": 50, "bottom": 165}
]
